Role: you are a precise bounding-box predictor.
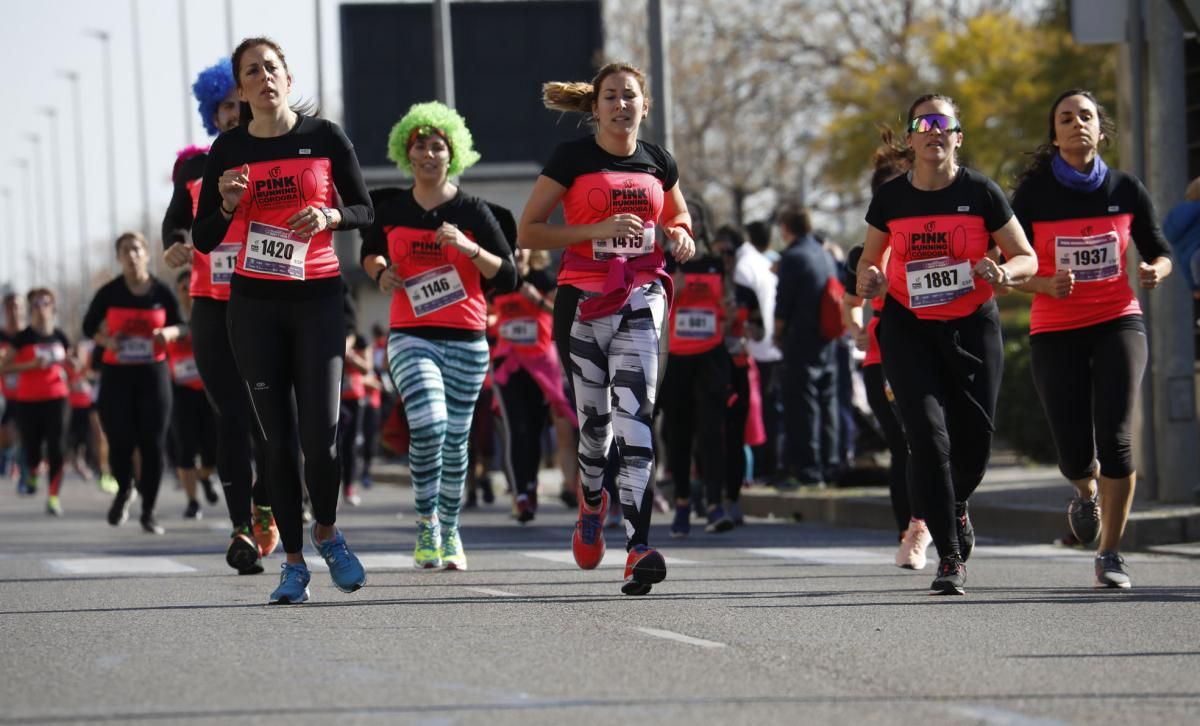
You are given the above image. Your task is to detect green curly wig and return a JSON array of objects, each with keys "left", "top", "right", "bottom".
[{"left": 387, "top": 101, "right": 481, "bottom": 178}]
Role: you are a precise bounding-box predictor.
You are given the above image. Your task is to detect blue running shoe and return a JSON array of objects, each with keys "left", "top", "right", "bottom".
[
  {"left": 269, "top": 562, "right": 311, "bottom": 605},
  {"left": 669, "top": 504, "right": 690, "bottom": 538},
  {"left": 309, "top": 524, "right": 367, "bottom": 593},
  {"left": 704, "top": 506, "right": 735, "bottom": 534}
]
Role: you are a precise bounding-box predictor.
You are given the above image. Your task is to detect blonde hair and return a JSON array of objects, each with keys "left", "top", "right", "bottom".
[
  {"left": 542, "top": 62, "right": 651, "bottom": 120},
  {"left": 1186, "top": 177, "right": 1200, "bottom": 202}
]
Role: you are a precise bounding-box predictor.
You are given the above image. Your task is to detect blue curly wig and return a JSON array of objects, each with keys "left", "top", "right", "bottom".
[{"left": 192, "top": 59, "right": 236, "bottom": 136}]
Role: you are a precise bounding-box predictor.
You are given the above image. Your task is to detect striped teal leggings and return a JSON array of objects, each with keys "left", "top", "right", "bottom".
[{"left": 387, "top": 332, "right": 490, "bottom": 528}]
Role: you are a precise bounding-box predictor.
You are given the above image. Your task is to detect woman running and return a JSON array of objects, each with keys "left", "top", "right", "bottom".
[
  {"left": 193, "top": 37, "right": 373, "bottom": 603},
  {"left": 1011, "top": 89, "right": 1172, "bottom": 589},
  {"left": 856, "top": 94, "right": 1037, "bottom": 595},
  {"left": 163, "top": 58, "right": 278, "bottom": 573},
  {"left": 83, "top": 233, "right": 185, "bottom": 535},
  {"left": 2, "top": 288, "right": 70, "bottom": 515},
  {"left": 64, "top": 343, "right": 99, "bottom": 484},
  {"left": 165, "top": 270, "right": 220, "bottom": 519},
  {"left": 518, "top": 62, "right": 696, "bottom": 595},
  {"left": 493, "top": 247, "right": 576, "bottom": 524},
  {"left": 842, "top": 144, "right": 932, "bottom": 569},
  {"left": 339, "top": 332, "right": 371, "bottom": 507},
  {"left": 361, "top": 101, "right": 516, "bottom": 570}
]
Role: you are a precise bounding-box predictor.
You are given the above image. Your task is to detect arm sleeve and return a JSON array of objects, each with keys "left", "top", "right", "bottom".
[
  {"left": 661, "top": 149, "right": 679, "bottom": 192},
  {"left": 774, "top": 254, "right": 795, "bottom": 323},
  {"left": 328, "top": 122, "right": 374, "bottom": 230},
  {"left": 359, "top": 192, "right": 390, "bottom": 262},
  {"left": 162, "top": 168, "right": 196, "bottom": 248},
  {"left": 842, "top": 244, "right": 864, "bottom": 290},
  {"left": 1130, "top": 178, "right": 1172, "bottom": 261},
  {"left": 540, "top": 143, "right": 576, "bottom": 189},
  {"left": 192, "top": 139, "right": 233, "bottom": 253},
  {"left": 161, "top": 283, "right": 184, "bottom": 327},
  {"left": 474, "top": 201, "right": 518, "bottom": 294},
  {"left": 81, "top": 286, "right": 108, "bottom": 338},
  {"left": 982, "top": 177, "right": 1015, "bottom": 233}
]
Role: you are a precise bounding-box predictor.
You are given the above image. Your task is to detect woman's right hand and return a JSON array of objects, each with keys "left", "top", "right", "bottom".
[
  {"left": 164, "top": 242, "right": 193, "bottom": 268},
  {"left": 218, "top": 164, "right": 251, "bottom": 212},
  {"left": 593, "top": 214, "right": 644, "bottom": 241},
  {"left": 377, "top": 266, "right": 403, "bottom": 295},
  {"left": 1049, "top": 269, "right": 1074, "bottom": 299},
  {"left": 857, "top": 265, "right": 888, "bottom": 299}
]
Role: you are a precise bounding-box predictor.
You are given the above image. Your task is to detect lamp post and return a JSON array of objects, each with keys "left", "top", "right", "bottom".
[
  {"left": 0, "top": 187, "right": 13, "bottom": 289},
  {"left": 24, "top": 133, "right": 49, "bottom": 287},
  {"left": 85, "top": 29, "right": 119, "bottom": 241},
  {"left": 36, "top": 107, "right": 68, "bottom": 291},
  {"left": 56, "top": 70, "right": 93, "bottom": 289},
  {"left": 129, "top": 0, "right": 153, "bottom": 247},
  {"left": 11, "top": 158, "right": 34, "bottom": 288}
]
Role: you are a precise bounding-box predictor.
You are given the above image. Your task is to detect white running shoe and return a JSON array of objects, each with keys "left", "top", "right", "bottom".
[{"left": 896, "top": 519, "right": 932, "bottom": 570}]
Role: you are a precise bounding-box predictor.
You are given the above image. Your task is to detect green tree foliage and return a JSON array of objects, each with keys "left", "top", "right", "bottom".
[{"left": 820, "top": 5, "right": 1117, "bottom": 199}]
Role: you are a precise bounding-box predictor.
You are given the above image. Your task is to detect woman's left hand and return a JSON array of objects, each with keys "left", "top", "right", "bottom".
[
  {"left": 436, "top": 223, "right": 479, "bottom": 258},
  {"left": 286, "top": 205, "right": 329, "bottom": 238},
  {"left": 666, "top": 225, "right": 695, "bottom": 264},
  {"left": 1138, "top": 261, "right": 1162, "bottom": 289},
  {"left": 973, "top": 257, "right": 1006, "bottom": 285}
]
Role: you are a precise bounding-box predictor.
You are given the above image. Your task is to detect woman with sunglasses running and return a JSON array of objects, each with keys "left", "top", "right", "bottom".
[
  {"left": 856, "top": 95, "right": 1037, "bottom": 595},
  {"left": 519, "top": 62, "right": 696, "bottom": 595},
  {"left": 1011, "top": 89, "right": 1172, "bottom": 589},
  {"left": 193, "top": 37, "right": 373, "bottom": 604}
]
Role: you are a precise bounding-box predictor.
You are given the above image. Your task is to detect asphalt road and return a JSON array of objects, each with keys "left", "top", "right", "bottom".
[{"left": 2, "top": 473, "right": 1198, "bottom": 725}]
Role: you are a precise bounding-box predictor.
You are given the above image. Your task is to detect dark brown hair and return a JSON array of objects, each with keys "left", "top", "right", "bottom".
[
  {"left": 877, "top": 93, "right": 963, "bottom": 169},
  {"left": 231, "top": 36, "right": 317, "bottom": 126},
  {"left": 114, "top": 231, "right": 147, "bottom": 254},
  {"left": 1015, "top": 88, "right": 1115, "bottom": 190},
  {"left": 775, "top": 202, "right": 812, "bottom": 238},
  {"left": 26, "top": 287, "right": 55, "bottom": 305}
]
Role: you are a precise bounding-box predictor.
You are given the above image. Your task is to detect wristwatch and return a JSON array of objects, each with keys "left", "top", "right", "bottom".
[{"left": 320, "top": 207, "right": 336, "bottom": 230}]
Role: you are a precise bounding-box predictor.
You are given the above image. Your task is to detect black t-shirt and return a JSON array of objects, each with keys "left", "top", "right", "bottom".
[
  {"left": 1010, "top": 165, "right": 1170, "bottom": 261},
  {"left": 522, "top": 267, "right": 557, "bottom": 295},
  {"left": 162, "top": 151, "right": 208, "bottom": 248},
  {"left": 81, "top": 277, "right": 184, "bottom": 338},
  {"left": 11, "top": 327, "right": 70, "bottom": 350},
  {"left": 866, "top": 167, "right": 1013, "bottom": 234},
  {"left": 541, "top": 136, "right": 679, "bottom": 193}
]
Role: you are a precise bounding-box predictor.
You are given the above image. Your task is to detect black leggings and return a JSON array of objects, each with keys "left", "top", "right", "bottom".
[
  {"left": 495, "top": 364, "right": 549, "bottom": 498},
  {"left": 98, "top": 363, "right": 172, "bottom": 516},
  {"left": 172, "top": 385, "right": 217, "bottom": 469},
  {"left": 228, "top": 290, "right": 345, "bottom": 554},
  {"left": 191, "top": 297, "right": 268, "bottom": 530},
  {"left": 338, "top": 398, "right": 361, "bottom": 489},
  {"left": 17, "top": 398, "right": 67, "bottom": 495},
  {"left": 863, "top": 364, "right": 915, "bottom": 531},
  {"left": 878, "top": 297, "right": 1002, "bottom": 558},
  {"left": 67, "top": 406, "right": 92, "bottom": 463},
  {"left": 359, "top": 402, "right": 379, "bottom": 482},
  {"left": 1030, "top": 315, "right": 1147, "bottom": 481},
  {"left": 659, "top": 348, "right": 729, "bottom": 507}
]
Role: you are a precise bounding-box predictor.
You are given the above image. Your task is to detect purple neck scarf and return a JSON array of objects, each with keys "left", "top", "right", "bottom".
[{"left": 1052, "top": 153, "right": 1108, "bottom": 193}]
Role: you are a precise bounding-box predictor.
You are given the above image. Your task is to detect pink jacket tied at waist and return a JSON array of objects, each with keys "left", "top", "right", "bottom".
[{"left": 562, "top": 249, "right": 675, "bottom": 322}]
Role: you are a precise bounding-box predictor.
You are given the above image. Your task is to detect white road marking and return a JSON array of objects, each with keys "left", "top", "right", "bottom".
[
  {"left": 949, "top": 705, "right": 1067, "bottom": 725},
  {"left": 46, "top": 557, "right": 197, "bottom": 575},
  {"left": 634, "top": 627, "right": 727, "bottom": 649},
  {"left": 306, "top": 553, "right": 413, "bottom": 570},
  {"left": 465, "top": 587, "right": 520, "bottom": 597},
  {"left": 523, "top": 551, "right": 699, "bottom": 567},
  {"left": 742, "top": 547, "right": 883, "bottom": 565}
]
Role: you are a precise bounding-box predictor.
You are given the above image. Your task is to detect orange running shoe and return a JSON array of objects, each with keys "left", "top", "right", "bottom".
[
  {"left": 571, "top": 487, "right": 608, "bottom": 570},
  {"left": 621, "top": 545, "right": 667, "bottom": 595},
  {"left": 252, "top": 505, "right": 280, "bottom": 558}
]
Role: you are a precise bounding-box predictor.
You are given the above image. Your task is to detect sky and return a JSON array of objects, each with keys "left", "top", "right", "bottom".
[{"left": 0, "top": 0, "right": 350, "bottom": 295}]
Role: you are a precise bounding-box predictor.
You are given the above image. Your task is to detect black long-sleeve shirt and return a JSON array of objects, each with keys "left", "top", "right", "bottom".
[
  {"left": 192, "top": 115, "right": 373, "bottom": 299},
  {"left": 162, "top": 151, "right": 208, "bottom": 248}
]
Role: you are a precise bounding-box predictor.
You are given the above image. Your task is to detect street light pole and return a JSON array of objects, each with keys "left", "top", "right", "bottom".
[
  {"left": 24, "top": 133, "right": 48, "bottom": 287},
  {"left": 178, "top": 0, "right": 194, "bottom": 145},
  {"left": 0, "top": 188, "right": 13, "bottom": 289},
  {"left": 57, "top": 70, "right": 92, "bottom": 289},
  {"left": 37, "top": 108, "right": 68, "bottom": 291},
  {"left": 11, "top": 158, "right": 34, "bottom": 288},
  {"left": 85, "top": 29, "right": 119, "bottom": 241},
  {"left": 129, "top": 0, "right": 153, "bottom": 250}
]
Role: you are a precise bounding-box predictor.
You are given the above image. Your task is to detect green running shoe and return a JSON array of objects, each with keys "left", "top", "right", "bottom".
[
  {"left": 98, "top": 474, "right": 119, "bottom": 495},
  {"left": 413, "top": 516, "right": 442, "bottom": 569},
  {"left": 441, "top": 526, "right": 467, "bottom": 571},
  {"left": 46, "top": 495, "right": 62, "bottom": 516}
]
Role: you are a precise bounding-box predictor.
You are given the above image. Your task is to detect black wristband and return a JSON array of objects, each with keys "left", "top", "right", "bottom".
[
  {"left": 374, "top": 265, "right": 388, "bottom": 284},
  {"left": 221, "top": 202, "right": 236, "bottom": 216}
]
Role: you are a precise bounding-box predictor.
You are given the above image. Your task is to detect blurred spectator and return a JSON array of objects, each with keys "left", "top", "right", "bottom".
[
  {"left": 772, "top": 204, "right": 839, "bottom": 486},
  {"left": 736, "top": 221, "right": 783, "bottom": 481}
]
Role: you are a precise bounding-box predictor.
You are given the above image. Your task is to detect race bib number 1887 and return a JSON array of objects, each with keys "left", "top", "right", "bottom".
[{"left": 905, "top": 256, "right": 973, "bottom": 309}]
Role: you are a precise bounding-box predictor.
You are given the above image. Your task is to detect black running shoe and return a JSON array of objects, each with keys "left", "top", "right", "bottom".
[
  {"left": 200, "top": 477, "right": 220, "bottom": 505},
  {"left": 1068, "top": 491, "right": 1101, "bottom": 545},
  {"left": 955, "top": 501, "right": 975, "bottom": 562},
  {"left": 227, "top": 529, "right": 264, "bottom": 575},
  {"left": 1094, "top": 551, "right": 1131, "bottom": 589},
  {"left": 480, "top": 476, "right": 495, "bottom": 505},
  {"left": 107, "top": 493, "right": 131, "bottom": 526},
  {"left": 930, "top": 555, "right": 966, "bottom": 595},
  {"left": 559, "top": 487, "right": 578, "bottom": 509},
  {"left": 183, "top": 500, "right": 202, "bottom": 520},
  {"left": 140, "top": 514, "right": 165, "bottom": 535}
]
